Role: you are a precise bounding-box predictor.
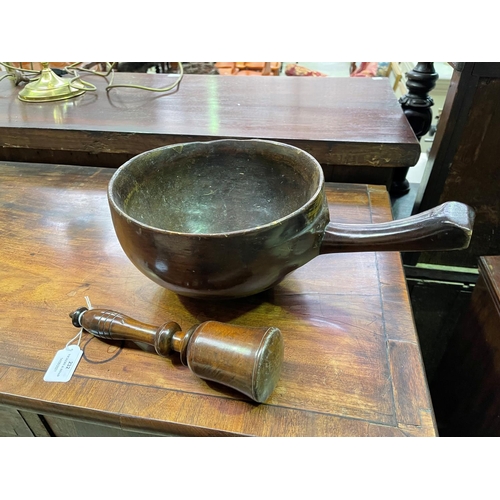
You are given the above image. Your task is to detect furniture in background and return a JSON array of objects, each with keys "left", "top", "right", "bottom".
[
  {"left": 350, "top": 62, "right": 379, "bottom": 78},
  {"left": 0, "top": 72, "right": 420, "bottom": 189},
  {"left": 351, "top": 62, "right": 406, "bottom": 93},
  {"left": 284, "top": 64, "right": 327, "bottom": 77},
  {"left": 390, "top": 63, "right": 439, "bottom": 196},
  {"left": 385, "top": 62, "right": 406, "bottom": 94},
  {"left": 410, "top": 62, "right": 500, "bottom": 269},
  {"left": 431, "top": 256, "right": 500, "bottom": 436},
  {"left": 215, "top": 62, "right": 281, "bottom": 75},
  {"left": 401, "top": 63, "right": 500, "bottom": 392},
  {"left": 0, "top": 161, "right": 436, "bottom": 437}
]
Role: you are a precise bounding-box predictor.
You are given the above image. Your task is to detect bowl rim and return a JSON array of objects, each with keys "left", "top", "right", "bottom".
[{"left": 107, "top": 138, "right": 326, "bottom": 238}]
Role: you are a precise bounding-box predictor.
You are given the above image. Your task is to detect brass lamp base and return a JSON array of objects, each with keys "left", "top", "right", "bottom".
[{"left": 18, "top": 62, "right": 85, "bottom": 102}]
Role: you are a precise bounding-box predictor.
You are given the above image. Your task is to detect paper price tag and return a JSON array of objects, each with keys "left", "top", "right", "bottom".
[{"left": 44, "top": 345, "right": 83, "bottom": 383}]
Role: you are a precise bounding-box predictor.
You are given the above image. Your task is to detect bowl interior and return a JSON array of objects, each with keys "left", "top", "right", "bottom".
[{"left": 110, "top": 141, "right": 322, "bottom": 234}]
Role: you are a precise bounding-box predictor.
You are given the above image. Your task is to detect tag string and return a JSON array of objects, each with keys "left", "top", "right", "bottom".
[
  {"left": 65, "top": 296, "right": 93, "bottom": 350},
  {"left": 66, "top": 328, "right": 83, "bottom": 349}
]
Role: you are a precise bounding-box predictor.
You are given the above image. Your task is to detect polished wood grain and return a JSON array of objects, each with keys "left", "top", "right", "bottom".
[
  {"left": 0, "top": 73, "right": 420, "bottom": 172},
  {"left": 0, "top": 161, "right": 435, "bottom": 436}
]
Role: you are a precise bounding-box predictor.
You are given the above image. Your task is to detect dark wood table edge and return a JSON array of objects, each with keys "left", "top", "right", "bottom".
[
  {"left": 0, "top": 362, "right": 434, "bottom": 437},
  {"left": 0, "top": 127, "right": 421, "bottom": 169}
]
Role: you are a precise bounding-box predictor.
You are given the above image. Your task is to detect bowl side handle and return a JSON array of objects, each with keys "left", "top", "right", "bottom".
[{"left": 320, "top": 201, "right": 475, "bottom": 254}]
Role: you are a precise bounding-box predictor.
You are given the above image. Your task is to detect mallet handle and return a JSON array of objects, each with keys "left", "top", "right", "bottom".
[{"left": 69, "top": 307, "right": 284, "bottom": 403}]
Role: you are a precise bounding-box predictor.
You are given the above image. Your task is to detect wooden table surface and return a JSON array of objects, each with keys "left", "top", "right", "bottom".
[
  {"left": 0, "top": 161, "right": 436, "bottom": 436},
  {"left": 0, "top": 73, "right": 419, "bottom": 174}
]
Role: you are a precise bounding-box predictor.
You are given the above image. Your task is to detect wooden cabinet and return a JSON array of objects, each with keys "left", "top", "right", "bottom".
[
  {"left": 0, "top": 405, "right": 37, "bottom": 436},
  {"left": 431, "top": 256, "right": 500, "bottom": 436},
  {"left": 411, "top": 63, "right": 500, "bottom": 268},
  {"left": 39, "top": 415, "right": 160, "bottom": 437},
  {"left": 0, "top": 404, "right": 161, "bottom": 436}
]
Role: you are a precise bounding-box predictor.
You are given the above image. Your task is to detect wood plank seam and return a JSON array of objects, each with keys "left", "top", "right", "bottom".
[
  {"left": 367, "top": 186, "right": 399, "bottom": 428},
  {"left": 0, "top": 361, "right": 396, "bottom": 422},
  {"left": 0, "top": 362, "right": 404, "bottom": 433}
]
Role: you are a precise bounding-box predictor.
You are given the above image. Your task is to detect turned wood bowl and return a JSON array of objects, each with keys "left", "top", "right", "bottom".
[{"left": 108, "top": 139, "right": 474, "bottom": 299}]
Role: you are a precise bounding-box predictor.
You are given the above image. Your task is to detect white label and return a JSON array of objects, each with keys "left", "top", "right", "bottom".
[{"left": 44, "top": 345, "right": 83, "bottom": 382}]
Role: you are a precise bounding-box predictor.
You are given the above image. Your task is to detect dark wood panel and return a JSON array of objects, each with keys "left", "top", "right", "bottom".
[
  {"left": 472, "top": 63, "right": 500, "bottom": 78},
  {"left": 42, "top": 415, "right": 160, "bottom": 437},
  {"left": 0, "top": 404, "right": 34, "bottom": 436},
  {"left": 407, "top": 278, "right": 474, "bottom": 383},
  {"left": 481, "top": 255, "right": 500, "bottom": 313},
  {"left": 0, "top": 147, "right": 131, "bottom": 168},
  {"left": 18, "top": 410, "right": 52, "bottom": 437},
  {"left": 431, "top": 257, "right": 500, "bottom": 436},
  {"left": 413, "top": 63, "right": 500, "bottom": 268}
]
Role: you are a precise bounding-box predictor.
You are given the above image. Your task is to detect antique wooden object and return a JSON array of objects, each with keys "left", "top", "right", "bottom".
[
  {"left": 410, "top": 62, "right": 500, "bottom": 268},
  {"left": 431, "top": 256, "right": 500, "bottom": 436},
  {"left": 70, "top": 306, "right": 284, "bottom": 403},
  {"left": 0, "top": 161, "right": 436, "bottom": 436},
  {"left": 0, "top": 73, "right": 419, "bottom": 187},
  {"left": 109, "top": 139, "right": 474, "bottom": 299},
  {"left": 391, "top": 63, "right": 438, "bottom": 196}
]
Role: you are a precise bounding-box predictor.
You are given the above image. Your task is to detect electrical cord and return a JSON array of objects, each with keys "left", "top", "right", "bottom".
[
  {"left": 105, "top": 62, "right": 184, "bottom": 92},
  {"left": 63, "top": 64, "right": 99, "bottom": 92},
  {"left": 0, "top": 62, "right": 184, "bottom": 95},
  {"left": 0, "top": 63, "right": 38, "bottom": 86},
  {"left": 0, "top": 62, "right": 97, "bottom": 92},
  {"left": 0, "top": 71, "right": 31, "bottom": 86},
  {"left": 63, "top": 62, "right": 184, "bottom": 93},
  {"left": 1, "top": 62, "right": 40, "bottom": 75},
  {"left": 66, "top": 62, "right": 116, "bottom": 78}
]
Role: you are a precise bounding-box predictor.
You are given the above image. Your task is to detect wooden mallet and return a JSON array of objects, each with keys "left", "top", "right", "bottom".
[{"left": 70, "top": 306, "right": 284, "bottom": 403}]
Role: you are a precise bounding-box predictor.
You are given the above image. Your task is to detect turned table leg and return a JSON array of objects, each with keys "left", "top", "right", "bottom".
[{"left": 391, "top": 62, "right": 438, "bottom": 197}]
